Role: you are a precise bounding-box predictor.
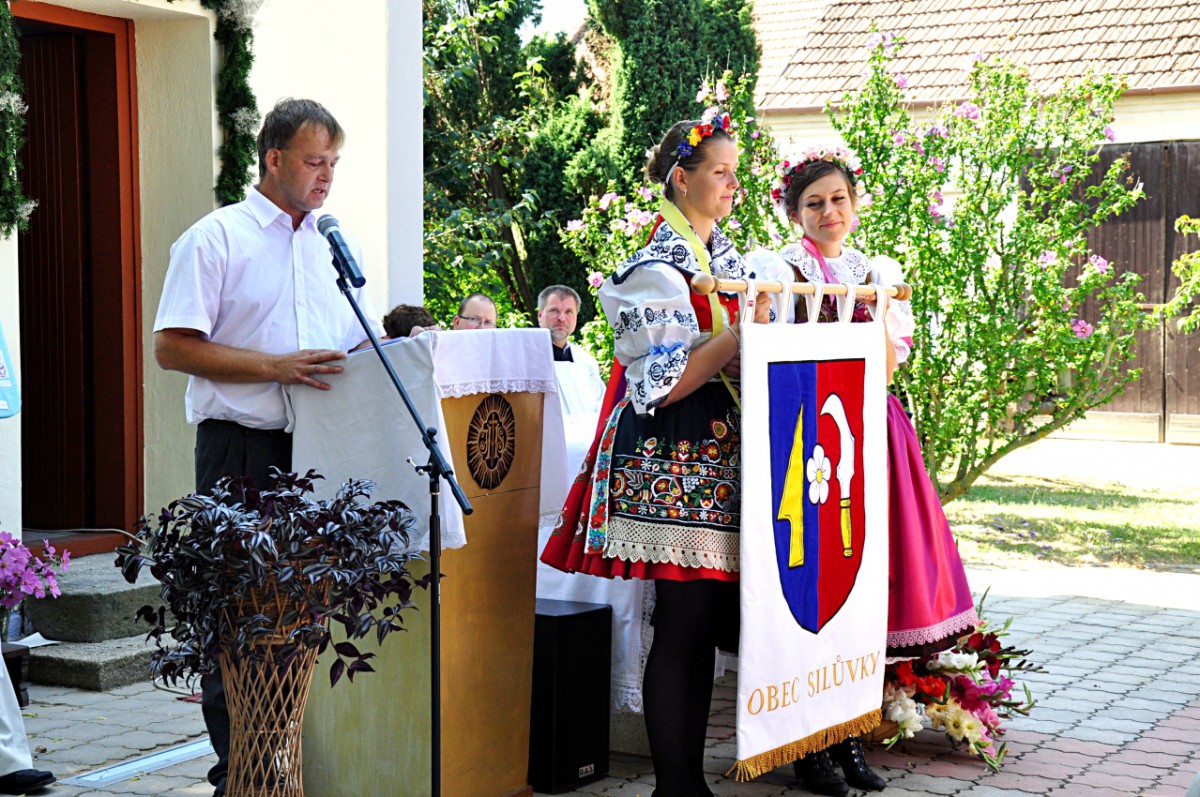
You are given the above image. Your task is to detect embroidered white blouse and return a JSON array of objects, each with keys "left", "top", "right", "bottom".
[
  {"left": 598, "top": 216, "right": 748, "bottom": 415},
  {"left": 773, "top": 242, "right": 916, "bottom": 363}
]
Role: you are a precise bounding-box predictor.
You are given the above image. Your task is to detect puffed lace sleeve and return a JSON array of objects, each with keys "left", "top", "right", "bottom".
[
  {"left": 869, "top": 255, "right": 916, "bottom": 364},
  {"left": 599, "top": 262, "right": 700, "bottom": 415}
]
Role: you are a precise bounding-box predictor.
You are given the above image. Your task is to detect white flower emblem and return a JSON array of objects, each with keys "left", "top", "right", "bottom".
[{"left": 806, "top": 444, "right": 831, "bottom": 505}]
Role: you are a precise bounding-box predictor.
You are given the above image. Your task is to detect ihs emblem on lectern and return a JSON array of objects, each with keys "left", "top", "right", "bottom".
[{"left": 466, "top": 394, "right": 517, "bottom": 489}]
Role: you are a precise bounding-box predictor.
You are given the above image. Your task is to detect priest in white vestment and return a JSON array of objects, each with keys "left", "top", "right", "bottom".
[
  {"left": 0, "top": 664, "right": 54, "bottom": 793},
  {"left": 537, "top": 286, "right": 604, "bottom": 417},
  {"left": 535, "top": 285, "right": 651, "bottom": 714}
]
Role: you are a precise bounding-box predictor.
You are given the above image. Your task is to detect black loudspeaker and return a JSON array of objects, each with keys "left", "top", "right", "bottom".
[{"left": 529, "top": 598, "right": 612, "bottom": 793}]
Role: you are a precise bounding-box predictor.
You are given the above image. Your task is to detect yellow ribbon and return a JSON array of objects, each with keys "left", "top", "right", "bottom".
[{"left": 657, "top": 199, "right": 742, "bottom": 410}]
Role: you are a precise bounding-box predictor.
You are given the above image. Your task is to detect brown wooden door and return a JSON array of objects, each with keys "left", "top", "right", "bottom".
[
  {"left": 14, "top": 2, "right": 142, "bottom": 545},
  {"left": 17, "top": 32, "right": 91, "bottom": 529},
  {"left": 1083, "top": 144, "right": 1167, "bottom": 438},
  {"left": 1164, "top": 142, "right": 1200, "bottom": 443},
  {"left": 1083, "top": 141, "right": 1200, "bottom": 443}
]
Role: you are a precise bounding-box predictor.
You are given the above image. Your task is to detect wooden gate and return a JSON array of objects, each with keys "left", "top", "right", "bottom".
[{"left": 1079, "top": 141, "right": 1200, "bottom": 444}]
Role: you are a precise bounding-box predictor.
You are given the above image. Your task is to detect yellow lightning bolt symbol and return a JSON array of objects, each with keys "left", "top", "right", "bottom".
[{"left": 777, "top": 402, "right": 807, "bottom": 568}]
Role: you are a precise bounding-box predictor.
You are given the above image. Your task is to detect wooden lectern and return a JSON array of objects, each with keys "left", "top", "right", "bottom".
[{"left": 297, "top": 333, "right": 554, "bottom": 797}]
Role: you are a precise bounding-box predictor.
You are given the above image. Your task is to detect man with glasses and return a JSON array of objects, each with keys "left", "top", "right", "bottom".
[{"left": 451, "top": 293, "right": 498, "bottom": 330}]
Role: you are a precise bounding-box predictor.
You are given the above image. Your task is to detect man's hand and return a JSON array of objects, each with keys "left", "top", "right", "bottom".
[
  {"left": 267, "top": 349, "right": 346, "bottom": 389},
  {"left": 155, "top": 328, "right": 346, "bottom": 389}
]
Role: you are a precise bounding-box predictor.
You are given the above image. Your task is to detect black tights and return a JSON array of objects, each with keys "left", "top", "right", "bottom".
[{"left": 644, "top": 579, "right": 738, "bottom": 797}]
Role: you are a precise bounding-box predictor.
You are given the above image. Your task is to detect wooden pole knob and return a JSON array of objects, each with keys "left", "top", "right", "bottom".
[{"left": 691, "top": 273, "right": 718, "bottom": 295}]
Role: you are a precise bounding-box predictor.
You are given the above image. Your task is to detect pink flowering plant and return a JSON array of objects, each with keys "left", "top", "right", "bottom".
[
  {"left": 832, "top": 29, "right": 1152, "bottom": 501},
  {"left": 561, "top": 70, "right": 790, "bottom": 372},
  {"left": 0, "top": 530, "right": 70, "bottom": 637},
  {"left": 880, "top": 599, "right": 1039, "bottom": 771}
]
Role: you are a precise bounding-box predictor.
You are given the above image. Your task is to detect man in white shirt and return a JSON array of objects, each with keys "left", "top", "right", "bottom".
[
  {"left": 153, "top": 98, "right": 382, "bottom": 797},
  {"left": 537, "top": 285, "right": 604, "bottom": 416}
]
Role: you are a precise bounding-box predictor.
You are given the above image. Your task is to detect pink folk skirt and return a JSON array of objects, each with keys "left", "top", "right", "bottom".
[{"left": 886, "top": 394, "right": 979, "bottom": 658}]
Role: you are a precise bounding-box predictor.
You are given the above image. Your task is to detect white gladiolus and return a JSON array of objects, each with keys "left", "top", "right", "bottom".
[
  {"left": 882, "top": 682, "right": 925, "bottom": 739},
  {"left": 929, "top": 650, "right": 980, "bottom": 672}
]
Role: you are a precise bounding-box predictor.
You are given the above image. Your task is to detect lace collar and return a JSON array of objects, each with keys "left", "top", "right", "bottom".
[
  {"left": 612, "top": 215, "right": 747, "bottom": 286},
  {"left": 778, "top": 242, "right": 870, "bottom": 285}
]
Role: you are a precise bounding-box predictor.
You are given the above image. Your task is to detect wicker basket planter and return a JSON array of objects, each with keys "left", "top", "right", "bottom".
[{"left": 221, "top": 578, "right": 331, "bottom": 797}]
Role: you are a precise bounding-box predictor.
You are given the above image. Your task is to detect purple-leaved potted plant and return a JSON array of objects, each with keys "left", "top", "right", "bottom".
[{"left": 115, "top": 469, "right": 429, "bottom": 797}]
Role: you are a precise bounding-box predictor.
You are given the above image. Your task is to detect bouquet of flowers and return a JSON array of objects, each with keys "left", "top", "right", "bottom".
[
  {"left": 879, "top": 598, "right": 1039, "bottom": 771},
  {"left": 0, "top": 530, "right": 70, "bottom": 637}
]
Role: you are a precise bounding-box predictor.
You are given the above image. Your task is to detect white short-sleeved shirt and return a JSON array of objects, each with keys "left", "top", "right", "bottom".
[{"left": 154, "top": 187, "right": 383, "bottom": 429}]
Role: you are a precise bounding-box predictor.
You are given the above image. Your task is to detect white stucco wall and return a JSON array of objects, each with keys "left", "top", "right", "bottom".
[
  {"left": 0, "top": 235, "right": 21, "bottom": 534},
  {"left": 761, "top": 90, "right": 1200, "bottom": 154},
  {"left": 135, "top": 3, "right": 224, "bottom": 514},
  {"left": 388, "top": 0, "right": 424, "bottom": 306},
  {"left": 1106, "top": 91, "right": 1200, "bottom": 144},
  {"left": 251, "top": 0, "right": 390, "bottom": 299}
]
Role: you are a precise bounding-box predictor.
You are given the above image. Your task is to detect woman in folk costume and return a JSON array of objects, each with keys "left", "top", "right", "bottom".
[
  {"left": 756, "top": 147, "right": 980, "bottom": 796},
  {"left": 541, "top": 112, "right": 770, "bottom": 797}
]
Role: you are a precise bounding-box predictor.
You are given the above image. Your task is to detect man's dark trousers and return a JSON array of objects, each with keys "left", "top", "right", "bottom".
[{"left": 194, "top": 419, "right": 292, "bottom": 797}]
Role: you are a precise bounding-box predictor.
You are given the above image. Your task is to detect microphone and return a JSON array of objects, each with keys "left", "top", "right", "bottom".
[{"left": 317, "top": 215, "right": 366, "bottom": 288}]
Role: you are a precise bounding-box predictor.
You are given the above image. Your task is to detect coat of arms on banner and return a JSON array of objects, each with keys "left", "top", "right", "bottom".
[
  {"left": 769, "top": 360, "right": 866, "bottom": 633},
  {"left": 735, "top": 321, "right": 887, "bottom": 781}
]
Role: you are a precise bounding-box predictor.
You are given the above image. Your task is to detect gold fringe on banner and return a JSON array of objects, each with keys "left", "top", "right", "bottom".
[{"left": 726, "top": 708, "right": 882, "bottom": 782}]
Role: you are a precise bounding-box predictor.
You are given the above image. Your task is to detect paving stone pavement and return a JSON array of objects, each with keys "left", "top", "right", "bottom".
[{"left": 20, "top": 573, "right": 1200, "bottom": 797}]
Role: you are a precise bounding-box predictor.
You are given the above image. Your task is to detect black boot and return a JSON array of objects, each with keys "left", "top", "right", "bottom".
[
  {"left": 793, "top": 750, "right": 849, "bottom": 797},
  {"left": 830, "top": 736, "right": 885, "bottom": 792}
]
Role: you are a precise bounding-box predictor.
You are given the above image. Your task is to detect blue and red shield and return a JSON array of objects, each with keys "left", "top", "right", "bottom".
[{"left": 767, "top": 359, "right": 866, "bottom": 633}]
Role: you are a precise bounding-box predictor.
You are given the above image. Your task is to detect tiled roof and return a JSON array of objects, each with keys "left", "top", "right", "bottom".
[
  {"left": 755, "top": 0, "right": 1200, "bottom": 112},
  {"left": 753, "top": 0, "right": 837, "bottom": 88}
]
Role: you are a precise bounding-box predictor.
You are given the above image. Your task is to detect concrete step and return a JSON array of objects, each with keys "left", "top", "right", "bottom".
[
  {"left": 28, "top": 634, "right": 157, "bottom": 691},
  {"left": 24, "top": 551, "right": 162, "bottom": 643}
]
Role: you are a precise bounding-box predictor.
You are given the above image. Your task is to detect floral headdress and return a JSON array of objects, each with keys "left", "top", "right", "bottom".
[
  {"left": 676, "top": 107, "right": 734, "bottom": 159},
  {"left": 770, "top": 145, "right": 864, "bottom": 209}
]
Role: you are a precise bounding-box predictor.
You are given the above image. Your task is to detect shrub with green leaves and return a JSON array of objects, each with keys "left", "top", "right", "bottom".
[
  {"left": 1161, "top": 215, "right": 1200, "bottom": 338},
  {"left": 587, "top": 0, "right": 759, "bottom": 186},
  {"left": 423, "top": 0, "right": 551, "bottom": 325},
  {"left": 834, "top": 34, "right": 1150, "bottom": 501}
]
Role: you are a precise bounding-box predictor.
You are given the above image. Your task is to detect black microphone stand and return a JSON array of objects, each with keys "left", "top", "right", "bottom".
[{"left": 330, "top": 259, "right": 471, "bottom": 797}]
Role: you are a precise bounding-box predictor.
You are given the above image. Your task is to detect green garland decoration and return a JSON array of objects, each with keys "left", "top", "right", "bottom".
[
  {"left": 200, "top": 0, "right": 259, "bottom": 206},
  {"left": 0, "top": 0, "right": 258, "bottom": 234},
  {"left": 0, "top": 1, "right": 33, "bottom": 238}
]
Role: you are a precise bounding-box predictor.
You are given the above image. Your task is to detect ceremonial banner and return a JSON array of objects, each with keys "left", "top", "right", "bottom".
[{"left": 733, "top": 317, "right": 888, "bottom": 779}]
